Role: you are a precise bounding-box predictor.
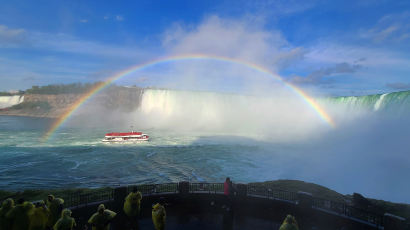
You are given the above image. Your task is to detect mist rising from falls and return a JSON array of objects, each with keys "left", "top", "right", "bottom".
[{"left": 134, "top": 89, "right": 328, "bottom": 141}]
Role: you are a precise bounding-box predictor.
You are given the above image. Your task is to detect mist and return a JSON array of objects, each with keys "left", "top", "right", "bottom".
[{"left": 60, "top": 16, "right": 410, "bottom": 203}]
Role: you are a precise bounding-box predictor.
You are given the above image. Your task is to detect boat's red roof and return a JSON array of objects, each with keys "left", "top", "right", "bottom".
[{"left": 105, "top": 132, "right": 143, "bottom": 136}]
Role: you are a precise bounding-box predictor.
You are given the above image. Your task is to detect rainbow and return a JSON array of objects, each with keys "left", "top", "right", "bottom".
[{"left": 42, "top": 54, "right": 335, "bottom": 141}]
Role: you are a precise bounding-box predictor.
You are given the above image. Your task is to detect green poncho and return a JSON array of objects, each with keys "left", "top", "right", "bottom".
[
  {"left": 6, "top": 202, "right": 34, "bottom": 230},
  {"left": 53, "top": 209, "right": 76, "bottom": 230},
  {"left": 29, "top": 204, "right": 50, "bottom": 230},
  {"left": 279, "top": 215, "right": 299, "bottom": 230},
  {"left": 123, "top": 191, "right": 142, "bottom": 217},
  {"left": 0, "top": 198, "right": 14, "bottom": 230},
  {"left": 46, "top": 195, "right": 64, "bottom": 228},
  {"left": 152, "top": 203, "right": 166, "bottom": 230},
  {"left": 88, "top": 204, "right": 117, "bottom": 230}
]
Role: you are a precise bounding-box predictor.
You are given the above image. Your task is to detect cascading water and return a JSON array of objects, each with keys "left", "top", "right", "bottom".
[
  {"left": 0, "top": 95, "right": 24, "bottom": 109},
  {"left": 136, "top": 89, "right": 324, "bottom": 140},
  {"left": 323, "top": 90, "right": 410, "bottom": 112}
]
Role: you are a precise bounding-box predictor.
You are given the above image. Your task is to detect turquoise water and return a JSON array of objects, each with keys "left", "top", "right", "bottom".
[{"left": 1, "top": 90, "right": 410, "bottom": 204}]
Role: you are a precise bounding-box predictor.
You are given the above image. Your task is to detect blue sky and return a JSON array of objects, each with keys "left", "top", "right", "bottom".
[{"left": 0, "top": 0, "right": 409, "bottom": 95}]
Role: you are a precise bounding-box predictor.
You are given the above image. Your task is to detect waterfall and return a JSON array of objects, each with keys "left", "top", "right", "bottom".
[{"left": 0, "top": 95, "right": 24, "bottom": 109}]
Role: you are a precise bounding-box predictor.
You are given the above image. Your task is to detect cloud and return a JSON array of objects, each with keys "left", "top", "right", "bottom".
[
  {"left": 360, "top": 11, "right": 410, "bottom": 43},
  {"left": 386, "top": 82, "right": 410, "bottom": 90},
  {"left": 80, "top": 19, "right": 88, "bottom": 23},
  {"left": 115, "top": 15, "right": 124, "bottom": 21},
  {"left": 290, "top": 62, "right": 361, "bottom": 85},
  {"left": 162, "top": 16, "right": 303, "bottom": 71},
  {"left": 0, "top": 25, "right": 26, "bottom": 47},
  {"left": 104, "top": 16, "right": 109, "bottom": 20},
  {"left": 156, "top": 15, "right": 308, "bottom": 92}
]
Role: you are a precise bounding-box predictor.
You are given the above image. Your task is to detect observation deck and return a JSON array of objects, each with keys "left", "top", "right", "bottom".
[{"left": 57, "top": 182, "right": 406, "bottom": 230}]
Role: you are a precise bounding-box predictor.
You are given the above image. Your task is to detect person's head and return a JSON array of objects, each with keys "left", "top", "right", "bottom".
[
  {"left": 62, "top": 209, "right": 72, "bottom": 217},
  {"left": 132, "top": 186, "right": 138, "bottom": 193},
  {"left": 47, "top": 194, "right": 54, "bottom": 202},
  {"left": 35, "top": 201, "right": 45, "bottom": 208},
  {"left": 97, "top": 204, "right": 105, "bottom": 214},
  {"left": 17, "top": 198, "right": 25, "bottom": 204},
  {"left": 284, "top": 215, "right": 296, "bottom": 224},
  {"left": 2, "top": 198, "right": 14, "bottom": 208},
  {"left": 226, "top": 177, "right": 230, "bottom": 182}
]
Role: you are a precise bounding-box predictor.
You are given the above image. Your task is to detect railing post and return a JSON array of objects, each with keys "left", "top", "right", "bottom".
[
  {"left": 179, "top": 181, "right": 190, "bottom": 195},
  {"left": 297, "top": 191, "right": 313, "bottom": 209},
  {"left": 383, "top": 213, "right": 406, "bottom": 230}
]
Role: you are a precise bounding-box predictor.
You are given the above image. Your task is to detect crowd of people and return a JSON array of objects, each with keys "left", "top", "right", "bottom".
[
  {"left": 0, "top": 189, "right": 166, "bottom": 230},
  {"left": 0, "top": 179, "right": 298, "bottom": 230}
]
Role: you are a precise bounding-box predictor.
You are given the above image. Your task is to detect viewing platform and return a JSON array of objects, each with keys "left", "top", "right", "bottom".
[{"left": 48, "top": 181, "right": 408, "bottom": 230}]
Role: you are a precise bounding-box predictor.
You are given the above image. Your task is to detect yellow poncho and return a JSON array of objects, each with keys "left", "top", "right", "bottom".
[
  {"left": 88, "top": 204, "right": 117, "bottom": 230},
  {"left": 46, "top": 195, "right": 64, "bottom": 227},
  {"left": 6, "top": 202, "right": 34, "bottom": 230},
  {"left": 0, "top": 198, "right": 14, "bottom": 230},
  {"left": 53, "top": 209, "right": 76, "bottom": 230},
  {"left": 152, "top": 203, "right": 166, "bottom": 230},
  {"left": 123, "top": 191, "right": 142, "bottom": 217},
  {"left": 29, "top": 204, "right": 50, "bottom": 230},
  {"left": 279, "top": 215, "right": 299, "bottom": 230}
]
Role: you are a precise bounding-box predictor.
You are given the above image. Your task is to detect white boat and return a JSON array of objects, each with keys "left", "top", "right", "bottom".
[{"left": 102, "top": 131, "right": 149, "bottom": 143}]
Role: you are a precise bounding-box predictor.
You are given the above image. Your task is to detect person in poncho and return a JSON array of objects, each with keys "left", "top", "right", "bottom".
[
  {"left": 0, "top": 198, "right": 14, "bottom": 230},
  {"left": 88, "top": 204, "right": 116, "bottom": 230},
  {"left": 5, "top": 198, "right": 34, "bottom": 230},
  {"left": 46, "top": 195, "right": 64, "bottom": 229},
  {"left": 53, "top": 209, "right": 76, "bottom": 230},
  {"left": 279, "top": 215, "right": 299, "bottom": 230},
  {"left": 152, "top": 202, "right": 166, "bottom": 230},
  {"left": 123, "top": 188, "right": 142, "bottom": 229},
  {"left": 29, "top": 201, "right": 50, "bottom": 230}
]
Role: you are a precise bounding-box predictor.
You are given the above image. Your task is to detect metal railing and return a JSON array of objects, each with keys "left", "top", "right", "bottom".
[
  {"left": 51, "top": 182, "right": 388, "bottom": 228},
  {"left": 189, "top": 183, "right": 224, "bottom": 194},
  {"left": 247, "top": 184, "right": 298, "bottom": 202},
  {"left": 313, "top": 197, "right": 383, "bottom": 227},
  {"left": 62, "top": 189, "right": 114, "bottom": 208},
  {"left": 127, "top": 183, "right": 179, "bottom": 195}
]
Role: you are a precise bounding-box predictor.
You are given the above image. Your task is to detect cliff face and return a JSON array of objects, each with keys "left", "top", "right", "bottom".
[
  {"left": 0, "top": 86, "right": 144, "bottom": 118},
  {"left": 0, "top": 94, "right": 82, "bottom": 118}
]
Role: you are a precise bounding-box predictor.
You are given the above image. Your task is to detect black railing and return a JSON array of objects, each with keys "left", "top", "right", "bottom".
[
  {"left": 127, "top": 183, "right": 179, "bottom": 195},
  {"left": 247, "top": 184, "right": 298, "bottom": 202},
  {"left": 62, "top": 189, "right": 114, "bottom": 208},
  {"left": 313, "top": 197, "right": 383, "bottom": 227},
  {"left": 189, "top": 183, "right": 224, "bottom": 194},
  {"left": 49, "top": 182, "right": 388, "bottom": 228}
]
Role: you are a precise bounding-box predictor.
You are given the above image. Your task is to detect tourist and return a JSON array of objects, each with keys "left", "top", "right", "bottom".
[
  {"left": 6, "top": 198, "right": 34, "bottom": 230},
  {"left": 151, "top": 200, "right": 166, "bottom": 230},
  {"left": 53, "top": 209, "right": 76, "bottom": 230},
  {"left": 46, "top": 195, "right": 64, "bottom": 229},
  {"left": 279, "top": 215, "right": 299, "bottom": 230},
  {"left": 123, "top": 187, "right": 142, "bottom": 229},
  {"left": 224, "top": 177, "right": 231, "bottom": 196},
  {"left": 88, "top": 204, "right": 117, "bottom": 230},
  {"left": 0, "top": 198, "right": 14, "bottom": 230},
  {"left": 29, "top": 201, "right": 49, "bottom": 230}
]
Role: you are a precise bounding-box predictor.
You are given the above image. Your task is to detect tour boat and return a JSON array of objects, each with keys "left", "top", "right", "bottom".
[{"left": 102, "top": 131, "right": 149, "bottom": 143}]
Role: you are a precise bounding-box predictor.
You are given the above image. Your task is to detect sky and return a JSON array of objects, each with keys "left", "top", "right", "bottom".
[{"left": 0, "top": 0, "right": 410, "bottom": 96}]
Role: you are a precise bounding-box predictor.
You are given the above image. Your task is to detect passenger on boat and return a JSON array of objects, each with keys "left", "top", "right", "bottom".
[{"left": 46, "top": 195, "right": 64, "bottom": 229}]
